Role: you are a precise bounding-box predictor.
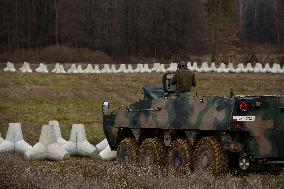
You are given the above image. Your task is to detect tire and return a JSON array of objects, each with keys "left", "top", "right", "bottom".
[
  {"left": 193, "top": 136, "right": 228, "bottom": 176},
  {"left": 168, "top": 139, "right": 193, "bottom": 171},
  {"left": 139, "top": 138, "right": 166, "bottom": 166},
  {"left": 117, "top": 138, "right": 139, "bottom": 165}
]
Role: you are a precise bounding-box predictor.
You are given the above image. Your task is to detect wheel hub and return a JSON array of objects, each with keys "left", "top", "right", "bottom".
[
  {"left": 144, "top": 149, "right": 152, "bottom": 165},
  {"left": 120, "top": 149, "right": 130, "bottom": 163},
  {"left": 172, "top": 152, "right": 183, "bottom": 167},
  {"left": 239, "top": 157, "right": 249, "bottom": 170},
  {"left": 201, "top": 154, "right": 209, "bottom": 168}
]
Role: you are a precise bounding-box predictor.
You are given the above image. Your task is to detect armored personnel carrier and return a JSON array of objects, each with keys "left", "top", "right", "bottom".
[{"left": 102, "top": 72, "right": 284, "bottom": 175}]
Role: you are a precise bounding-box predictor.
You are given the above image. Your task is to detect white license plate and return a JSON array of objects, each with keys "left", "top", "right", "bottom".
[{"left": 233, "top": 116, "right": 255, "bottom": 122}]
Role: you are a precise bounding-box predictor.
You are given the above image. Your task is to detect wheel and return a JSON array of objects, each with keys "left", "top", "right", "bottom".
[
  {"left": 168, "top": 139, "right": 193, "bottom": 171},
  {"left": 193, "top": 136, "right": 228, "bottom": 176},
  {"left": 139, "top": 138, "right": 166, "bottom": 166},
  {"left": 117, "top": 138, "right": 139, "bottom": 164}
]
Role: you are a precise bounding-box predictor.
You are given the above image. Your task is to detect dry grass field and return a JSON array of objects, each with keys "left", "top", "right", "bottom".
[{"left": 0, "top": 71, "right": 284, "bottom": 188}]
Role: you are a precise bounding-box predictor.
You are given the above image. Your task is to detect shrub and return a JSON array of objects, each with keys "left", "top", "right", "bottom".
[{"left": 0, "top": 45, "right": 114, "bottom": 64}]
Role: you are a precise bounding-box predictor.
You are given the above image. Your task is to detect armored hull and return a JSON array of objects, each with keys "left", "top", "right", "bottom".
[{"left": 103, "top": 75, "right": 284, "bottom": 174}]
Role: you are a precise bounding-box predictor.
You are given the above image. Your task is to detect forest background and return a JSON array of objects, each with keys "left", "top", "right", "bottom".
[{"left": 0, "top": 0, "right": 283, "bottom": 64}]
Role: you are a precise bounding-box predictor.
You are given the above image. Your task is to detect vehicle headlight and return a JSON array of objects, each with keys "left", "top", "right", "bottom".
[{"left": 102, "top": 101, "right": 109, "bottom": 115}]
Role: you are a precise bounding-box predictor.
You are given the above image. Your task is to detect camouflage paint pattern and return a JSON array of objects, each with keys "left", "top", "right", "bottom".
[
  {"left": 103, "top": 87, "right": 284, "bottom": 161},
  {"left": 112, "top": 94, "right": 234, "bottom": 130}
]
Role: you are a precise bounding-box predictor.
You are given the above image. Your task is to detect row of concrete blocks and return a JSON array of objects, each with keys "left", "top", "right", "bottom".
[
  {"left": 0, "top": 121, "right": 117, "bottom": 161},
  {"left": 194, "top": 62, "right": 284, "bottom": 73},
  {"left": 3, "top": 62, "right": 284, "bottom": 74}
]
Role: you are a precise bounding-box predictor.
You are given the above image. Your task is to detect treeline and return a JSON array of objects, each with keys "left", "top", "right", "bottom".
[{"left": 0, "top": 0, "right": 283, "bottom": 62}]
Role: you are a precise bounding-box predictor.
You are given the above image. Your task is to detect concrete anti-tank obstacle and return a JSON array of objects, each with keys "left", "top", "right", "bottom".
[
  {"left": 91, "top": 138, "right": 109, "bottom": 157},
  {"left": 93, "top": 64, "right": 101, "bottom": 74},
  {"left": 3, "top": 62, "right": 10, "bottom": 72},
  {"left": 43, "top": 64, "right": 49, "bottom": 73},
  {"left": 36, "top": 63, "right": 44, "bottom": 73},
  {"left": 199, "top": 62, "right": 210, "bottom": 72},
  {"left": 52, "top": 63, "right": 62, "bottom": 73},
  {"left": 105, "top": 64, "right": 112, "bottom": 73},
  {"left": 227, "top": 63, "right": 236, "bottom": 73},
  {"left": 235, "top": 63, "right": 246, "bottom": 73},
  {"left": 154, "top": 63, "right": 166, "bottom": 73},
  {"left": 0, "top": 123, "right": 32, "bottom": 154},
  {"left": 138, "top": 64, "right": 146, "bottom": 73},
  {"left": 20, "top": 62, "right": 33, "bottom": 73},
  {"left": 40, "top": 63, "right": 49, "bottom": 73},
  {"left": 139, "top": 64, "right": 146, "bottom": 73},
  {"left": 271, "top": 63, "right": 280, "bottom": 74},
  {"left": 114, "top": 64, "right": 122, "bottom": 73},
  {"left": 48, "top": 120, "right": 67, "bottom": 145},
  {"left": 127, "top": 64, "right": 135, "bottom": 73},
  {"left": 158, "top": 64, "right": 167, "bottom": 73},
  {"left": 36, "top": 63, "right": 49, "bottom": 73},
  {"left": 19, "top": 62, "right": 25, "bottom": 71},
  {"left": 25, "top": 124, "right": 69, "bottom": 160},
  {"left": 246, "top": 63, "right": 254, "bottom": 72},
  {"left": 19, "top": 62, "right": 27, "bottom": 71},
  {"left": 166, "top": 62, "right": 177, "bottom": 72},
  {"left": 191, "top": 62, "right": 200, "bottom": 72},
  {"left": 278, "top": 65, "right": 284, "bottom": 73},
  {"left": 209, "top": 63, "right": 218, "bottom": 72},
  {"left": 8, "top": 62, "right": 17, "bottom": 72},
  {"left": 217, "top": 63, "right": 229, "bottom": 73},
  {"left": 134, "top": 64, "right": 144, "bottom": 73},
  {"left": 84, "top": 64, "right": 94, "bottom": 73},
  {"left": 60, "top": 64, "right": 66, "bottom": 73},
  {"left": 187, "top": 62, "right": 192, "bottom": 70},
  {"left": 24, "top": 62, "right": 33, "bottom": 73},
  {"left": 77, "top": 65, "right": 84, "bottom": 73},
  {"left": 170, "top": 62, "right": 178, "bottom": 72},
  {"left": 62, "top": 124, "right": 96, "bottom": 157},
  {"left": 78, "top": 65, "right": 84, "bottom": 73},
  {"left": 262, "top": 63, "right": 272, "bottom": 73},
  {"left": 4, "top": 62, "right": 17, "bottom": 72},
  {"left": 67, "top": 64, "right": 78, "bottom": 73},
  {"left": 100, "top": 64, "right": 111, "bottom": 73},
  {"left": 253, "top": 63, "right": 263, "bottom": 73},
  {"left": 143, "top": 64, "right": 152, "bottom": 73},
  {"left": 110, "top": 64, "right": 118, "bottom": 73},
  {"left": 117, "top": 64, "right": 127, "bottom": 73},
  {"left": 51, "top": 63, "right": 59, "bottom": 73},
  {"left": 51, "top": 63, "right": 65, "bottom": 73},
  {"left": 152, "top": 63, "right": 161, "bottom": 72},
  {"left": 166, "top": 63, "right": 173, "bottom": 72},
  {"left": 98, "top": 145, "right": 117, "bottom": 161}
]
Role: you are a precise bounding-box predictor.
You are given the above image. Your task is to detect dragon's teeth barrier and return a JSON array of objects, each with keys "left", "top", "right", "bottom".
[
  {"left": 91, "top": 138, "right": 109, "bottom": 157},
  {"left": 62, "top": 124, "right": 96, "bottom": 157},
  {"left": 2, "top": 62, "right": 284, "bottom": 74},
  {"left": 99, "top": 145, "right": 117, "bottom": 161},
  {"left": 0, "top": 123, "right": 32, "bottom": 154},
  {"left": 25, "top": 124, "right": 69, "bottom": 160},
  {"left": 0, "top": 121, "right": 118, "bottom": 161},
  {"left": 49, "top": 120, "right": 67, "bottom": 146}
]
